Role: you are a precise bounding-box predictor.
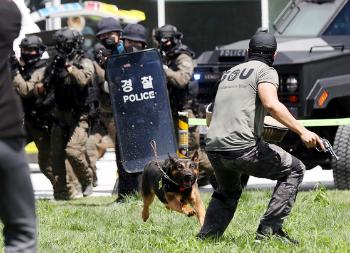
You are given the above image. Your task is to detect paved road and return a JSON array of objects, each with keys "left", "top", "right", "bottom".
[{"left": 30, "top": 151, "right": 335, "bottom": 199}]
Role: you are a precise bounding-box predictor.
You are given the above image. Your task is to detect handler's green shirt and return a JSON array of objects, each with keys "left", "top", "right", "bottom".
[{"left": 206, "top": 60, "right": 279, "bottom": 151}]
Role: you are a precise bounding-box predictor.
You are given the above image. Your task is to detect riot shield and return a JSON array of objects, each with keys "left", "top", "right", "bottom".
[{"left": 106, "top": 49, "right": 177, "bottom": 173}]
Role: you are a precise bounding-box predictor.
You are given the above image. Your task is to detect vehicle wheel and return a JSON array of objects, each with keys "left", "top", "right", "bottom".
[{"left": 332, "top": 125, "right": 350, "bottom": 189}]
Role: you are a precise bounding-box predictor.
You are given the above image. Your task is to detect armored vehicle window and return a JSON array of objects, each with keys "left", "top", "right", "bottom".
[
  {"left": 276, "top": 1, "right": 342, "bottom": 36},
  {"left": 324, "top": 1, "right": 350, "bottom": 35}
]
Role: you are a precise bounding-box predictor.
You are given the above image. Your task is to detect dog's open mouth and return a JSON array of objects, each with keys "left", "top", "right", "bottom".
[{"left": 181, "top": 175, "right": 195, "bottom": 188}]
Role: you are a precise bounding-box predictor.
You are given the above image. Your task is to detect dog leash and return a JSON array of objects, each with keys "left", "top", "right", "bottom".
[{"left": 150, "top": 140, "right": 190, "bottom": 188}]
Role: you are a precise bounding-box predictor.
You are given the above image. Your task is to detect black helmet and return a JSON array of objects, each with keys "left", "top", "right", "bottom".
[
  {"left": 249, "top": 31, "right": 277, "bottom": 53},
  {"left": 154, "top": 24, "right": 183, "bottom": 53},
  {"left": 19, "top": 35, "right": 46, "bottom": 51},
  {"left": 19, "top": 35, "right": 46, "bottom": 64},
  {"left": 53, "top": 28, "right": 78, "bottom": 56},
  {"left": 96, "top": 17, "right": 123, "bottom": 37},
  {"left": 154, "top": 24, "right": 183, "bottom": 42},
  {"left": 122, "top": 24, "right": 147, "bottom": 44}
]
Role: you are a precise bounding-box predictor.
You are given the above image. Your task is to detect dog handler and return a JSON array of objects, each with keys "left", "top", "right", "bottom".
[{"left": 197, "top": 31, "right": 324, "bottom": 244}]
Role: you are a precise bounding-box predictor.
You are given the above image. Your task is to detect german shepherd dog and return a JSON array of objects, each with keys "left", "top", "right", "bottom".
[{"left": 141, "top": 151, "right": 206, "bottom": 226}]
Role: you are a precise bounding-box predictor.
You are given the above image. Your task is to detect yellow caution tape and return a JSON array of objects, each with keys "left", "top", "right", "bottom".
[
  {"left": 189, "top": 117, "right": 350, "bottom": 127},
  {"left": 189, "top": 118, "right": 207, "bottom": 126},
  {"left": 298, "top": 118, "right": 350, "bottom": 127}
]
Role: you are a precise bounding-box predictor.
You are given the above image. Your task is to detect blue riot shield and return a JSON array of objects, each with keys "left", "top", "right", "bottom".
[{"left": 106, "top": 49, "right": 177, "bottom": 173}]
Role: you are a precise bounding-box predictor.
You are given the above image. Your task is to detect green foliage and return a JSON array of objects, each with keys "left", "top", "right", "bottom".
[
  {"left": 1, "top": 190, "right": 350, "bottom": 252},
  {"left": 312, "top": 184, "right": 330, "bottom": 206}
]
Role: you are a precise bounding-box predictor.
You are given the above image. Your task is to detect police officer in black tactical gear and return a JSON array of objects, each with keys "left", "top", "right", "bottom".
[
  {"left": 154, "top": 24, "right": 195, "bottom": 132},
  {"left": 12, "top": 35, "right": 56, "bottom": 185},
  {"left": 48, "top": 28, "right": 95, "bottom": 200},
  {"left": 95, "top": 19, "right": 151, "bottom": 202},
  {"left": 197, "top": 31, "right": 324, "bottom": 244},
  {"left": 108, "top": 23, "right": 150, "bottom": 202},
  {"left": 122, "top": 23, "right": 147, "bottom": 52},
  {"left": 95, "top": 17, "right": 125, "bottom": 66},
  {"left": 154, "top": 25, "right": 195, "bottom": 110}
]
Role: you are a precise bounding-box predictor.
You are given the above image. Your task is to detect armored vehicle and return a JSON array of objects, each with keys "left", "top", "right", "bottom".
[{"left": 193, "top": 0, "right": 350, "bottom": 189}]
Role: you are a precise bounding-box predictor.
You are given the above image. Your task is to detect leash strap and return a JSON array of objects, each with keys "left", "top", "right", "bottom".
[{"left": 150, "top": 140, "right": 180, "bottom": 185}]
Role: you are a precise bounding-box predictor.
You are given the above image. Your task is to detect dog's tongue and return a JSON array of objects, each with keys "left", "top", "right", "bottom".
[{"left": 182, "top": 179, "right": 192, "bottom": 187}]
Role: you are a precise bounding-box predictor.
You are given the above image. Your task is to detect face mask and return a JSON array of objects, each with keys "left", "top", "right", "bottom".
[
  {"left": 248, "top": 51, "right": 275, "bottom": 67},
  {"left": 84, "top": 39, "right": 92, "bottom": 48},
  {"left": 21, "top": 52, "right": 40, "bottom": 65},
  {"left": 101, "top": 37, "right": 116, "bottom": 50},
  {"left": 159, "top": 38, "right": 174, "bottom": 53}
]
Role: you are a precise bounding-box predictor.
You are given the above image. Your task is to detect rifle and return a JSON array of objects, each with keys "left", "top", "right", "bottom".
[
  {"left": 9, "top": 51, "right": 24, "bottom": 78},
  {"left": 95, "top": 48, "right": 111, "bottom": 67},
  {"left": 31, "top": 55, "right": 67, "bottom": 131},
  {"left": 35, "top": 55, "right": 66, "bottom": 111},
  {"left": 316, "top": 138, "right": 339, "bottom": 161}
]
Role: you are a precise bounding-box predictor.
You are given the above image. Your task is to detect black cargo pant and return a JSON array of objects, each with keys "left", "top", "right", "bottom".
[
  {"left": 25, "top": 118, "right": 55, "bottom": 184},
  {"left": 198, "top": 140, "right": 305, "bottom": 238},
  {"left": 116, "top": 166, "right": 142, "bottom": 201},
  {"left": 0, "top": 138, "right": 37, "bottom": 252}
]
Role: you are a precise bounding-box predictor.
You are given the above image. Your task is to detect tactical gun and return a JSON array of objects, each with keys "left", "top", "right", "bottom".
[
  {"left": 95, "top": 48, "right": 111, "bottom": 67},
  {"left": 316, "top": 138, "right": 339, "bottom": 161},
  {"left": 32, "top": 55, "right": 67, "bottom": 132},
  {"left": 9, "top": 51, "right": 24, "bottom": 78},
  {"left": 43, "top": 54, "right": 67, "bottom": 89},
  {"left": 35, "top": 55, "right": 66, "bottom": 110}
]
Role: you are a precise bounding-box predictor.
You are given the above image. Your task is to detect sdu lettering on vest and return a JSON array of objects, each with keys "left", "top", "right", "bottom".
[
  {"left": 224, "top": 68, "right": 254, "bottom": 81},
  {"left": 239, "top": 68, "right": 253, "bottom": 79},
  {"left": 123, "top": 91, "right": 156, "bottom": 103}
]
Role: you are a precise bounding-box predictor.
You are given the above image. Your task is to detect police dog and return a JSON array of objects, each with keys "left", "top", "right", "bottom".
[{"left": 141, "top": 151, "right": 206, "bottom": 226}]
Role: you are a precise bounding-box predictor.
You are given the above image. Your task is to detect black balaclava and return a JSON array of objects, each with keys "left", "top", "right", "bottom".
[
  {"left": 248, "top": 32, "right": 277, "bottom": 67},
  {"left": 21, "top": 50, "right": 41, "bottom": 65}
]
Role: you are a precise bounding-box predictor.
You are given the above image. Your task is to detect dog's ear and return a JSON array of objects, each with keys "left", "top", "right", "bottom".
[
  {"left": 168, "top": 153, "right": 176, "bottom": 164},
  {"left": 191, "top": 150, "right": 199, "bottom": 163}
]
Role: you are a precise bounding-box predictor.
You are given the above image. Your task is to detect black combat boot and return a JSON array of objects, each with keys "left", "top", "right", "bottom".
[{"left": 255, "top": 224, "right": 299, "bottom": 245}]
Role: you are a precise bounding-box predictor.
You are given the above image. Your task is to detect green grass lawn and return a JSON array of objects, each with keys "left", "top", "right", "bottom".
[{"left": 1, "top": 187, "right": 350, "bottom": 253}]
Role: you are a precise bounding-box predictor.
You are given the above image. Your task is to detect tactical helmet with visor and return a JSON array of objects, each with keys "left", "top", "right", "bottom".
[
  {"left": 19, "top": 35, "right": 46, "bottom": 65},
  {"left": 53, "top": 28, "right": 78, "bottom": 57},
  {"left": 154, "top": 24, "right": 183, "bottom": 53}
]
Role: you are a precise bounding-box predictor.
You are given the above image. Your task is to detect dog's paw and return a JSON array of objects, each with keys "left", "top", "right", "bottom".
[
  {"left": 142, "top": 210, "right": 149, "bottom": 222},
  {"left": 187, "top": 209, "right": 197, "bottom": 217},
  {"left": 183, "top": 207, "right": 196, "bottom": 217}
]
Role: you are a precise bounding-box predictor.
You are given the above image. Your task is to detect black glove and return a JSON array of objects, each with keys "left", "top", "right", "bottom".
[
  {"left": 9, "top": 52, "right": 20, "bottom": 77},
  {"left": 53, "top": 54, "right": 67, "bottom": 69},
  {"left": 95, "top": 48, "right": 111, "bottom": 67}
]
